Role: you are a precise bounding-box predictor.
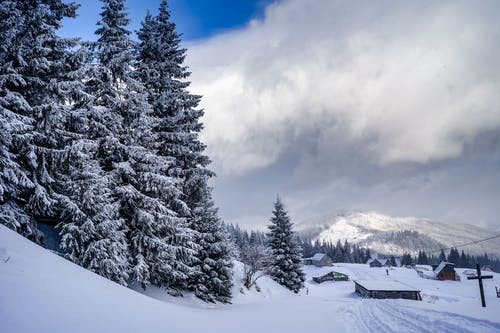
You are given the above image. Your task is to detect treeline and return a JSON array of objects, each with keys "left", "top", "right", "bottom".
[
  {"left": 0, "top": 0, "right": 232, "bottom": 302},
  {"left": 408, "top": 248, "right": 500, "bottom": 272},
  {"left": 228, "top": 225, "right": 500, "bottom": 272},
  {"left": 227, "top": 225, "right": 374, "bottom": 264}
]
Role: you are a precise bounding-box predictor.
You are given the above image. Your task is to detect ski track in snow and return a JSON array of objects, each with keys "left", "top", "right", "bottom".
[{"left": 342, "top": 300, "right": 500, "bottom": 333}]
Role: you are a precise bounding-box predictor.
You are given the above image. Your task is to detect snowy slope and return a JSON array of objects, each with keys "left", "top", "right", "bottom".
[
  {"left": 1, "top": 225, "right": 500, "bottom": 333},
  {"left": 296, "top": 211, "right": 500, "bottom": 257}
]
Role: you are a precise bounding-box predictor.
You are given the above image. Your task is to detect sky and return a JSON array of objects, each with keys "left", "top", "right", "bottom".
[{"left": 61, "top": 0, "right": 500, "bottom": 231}]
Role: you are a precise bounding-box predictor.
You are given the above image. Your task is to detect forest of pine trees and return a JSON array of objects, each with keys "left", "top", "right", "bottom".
[
  {"left": 0, "top": 0, "right": 232, "bottom": 302},
  {"left": 228, "top": 226, "right": 500, "bottom": 273}
]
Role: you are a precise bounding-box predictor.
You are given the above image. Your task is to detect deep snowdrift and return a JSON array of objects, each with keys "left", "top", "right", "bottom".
[{"left": 1, "top": 225, "right": 500, "bottom": 333}]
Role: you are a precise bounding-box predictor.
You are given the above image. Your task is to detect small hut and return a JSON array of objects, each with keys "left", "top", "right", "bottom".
[
  {"left": 367, "top": 258, "right": 384, "bottom": 267},
  {"left": 354, "top": 280, "right": 422, "bottom": 300},
  {"left": 303, "top": 253, "right": 333, "bottom": 267},
  {"left": 313, "top": 271, "right": 349, "bottom": 283},
  {"left": 434, "top": 262, "right": 457, "bottom": 281},
  {"left": 482, "top": 265, "right": 494, "bottom": 272}
]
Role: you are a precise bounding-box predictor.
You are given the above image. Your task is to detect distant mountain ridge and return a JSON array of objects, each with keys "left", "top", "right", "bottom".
[{"left": 296, "top": 211, "right": 500, "bottom": 258}]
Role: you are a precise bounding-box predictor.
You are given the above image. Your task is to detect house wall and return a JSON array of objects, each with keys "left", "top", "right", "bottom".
[
  {"left": 355, "top": 282, "right": 421, "bottom": 301},
  {"left": 440, "top": 271, "right": 455, "bottom": 280},
  {"left": 370, "top": 290, "right": 420, "bottom": 300},
  {"left": 313, "top": 256, "right": 332, "bottom": 267},
  {"left": 355, "top": 283, "right": 369, "bottom": 297},
  {"left": 437, "top": 265, "right": 456, "bottom": 280},
  {"left": 321, "top": 256, "right": 333, "bottom": 266}
]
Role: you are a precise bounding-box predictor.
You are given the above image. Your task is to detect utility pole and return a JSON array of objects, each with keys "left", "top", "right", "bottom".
[{"left": 467, "top": 263, "right": 493, "bottom": 307}]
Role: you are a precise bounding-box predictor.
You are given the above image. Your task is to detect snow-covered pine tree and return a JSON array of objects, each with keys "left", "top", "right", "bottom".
[
  {"left": 267, "top": 197, "right": 305, "bottom": 293},
  {"left": 0, "top": 1, "right": 38, "bottom": 241},
  {"left": 0, "top": 0, "right": 84, "bottom": 244},
  {"left": 136, "top": 0, "right": 233, "bottom": 301},
  {"left": 187, "top": 182, "right": 233, "bottom": 302},
  {"left": 67, "top": 0, "right": 197, "bottom": 290},
  {"left": 56, "top": 0, "right": 137, "bottom": 286}
]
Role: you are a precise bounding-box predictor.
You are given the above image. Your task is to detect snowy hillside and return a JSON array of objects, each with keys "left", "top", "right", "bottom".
[
  {"left": 296, "top": 211, "right": 500, "bottom": 257},
  {"left": 2, "top": 225, "right": 500, "bottom": 333}
]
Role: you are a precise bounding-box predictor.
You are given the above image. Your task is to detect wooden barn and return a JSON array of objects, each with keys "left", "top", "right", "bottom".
[
  {"left": 354, "top": 280, "right": 422, "bottom": 301},
  {"left": 434, "top": 262, "right": 457, "bottom": 281},
  {"left": 302, "top": 253, "right": 333, "bottom": 267},
  {"left": 313, "top": 271, "right": 349, "bottom": 283}
]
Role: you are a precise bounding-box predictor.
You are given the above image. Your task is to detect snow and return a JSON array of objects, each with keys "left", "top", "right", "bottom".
[
  {"left": 303, "top": 211, "right": 500, "bottom": 257},
  {"left": 354, "top": 280, "right": 420, "bottom": 292},
  {"left": 1, "top": 225, "right": 500, "bottom": 333},
  {"left": 434, "top": 261, "right": 454, "bottom": 275},
  {"left": 308, "top": 253, "right": 327, "bottom": 261}
]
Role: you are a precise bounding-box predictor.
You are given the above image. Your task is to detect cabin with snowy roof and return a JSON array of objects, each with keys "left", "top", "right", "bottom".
[
  {"left": 482, "top": 265, "right": 494, "bottom": 272},
  {"left": 354, "top": 280, "right": 422, "bottom": 300},
  {"left": 313, "top": 271, "right": 349, "bottom": 283},
  {"left": 433, "top": 262, "right": 457, "bottom": 281},
  {"left": 366, "top": 258, "right": 389, "bottom": 267},
  {"left": 302, "top": 253, "right": 332, "bottom": 267}
]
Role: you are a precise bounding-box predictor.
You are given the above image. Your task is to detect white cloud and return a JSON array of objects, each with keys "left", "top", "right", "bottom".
[{"left": 187, "top": 0, "right": 500, "bottom": 175}]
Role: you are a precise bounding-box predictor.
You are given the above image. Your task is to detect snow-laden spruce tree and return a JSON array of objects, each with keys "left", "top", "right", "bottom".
[
  {"left": 136, "top": 0, "right": 233, "bottom": 301},
  {"left": 63, "top": 0, "right": 197, "bottom": 290},
  {"left": 0, "top": 1, "right": 37, "bottom": 241},
  {"left": 58, "top": 0, "right": 137, "bottom": 286},
  {"left": 267, "top": 197, "right": 305, "bottom": 293},
  {"left": 0, "top": 0, "right": 84, "bottom": 244},
  {"left": 187, "top": 183, "right": 233, "bottom": 302}
]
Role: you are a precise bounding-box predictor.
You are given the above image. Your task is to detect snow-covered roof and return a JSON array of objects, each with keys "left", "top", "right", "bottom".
[
  {"left": 367, "top": 258, "right": 388, "bottom": 265},
  {"left": 354, "top": 280, "right": 420, "bottom": 292},
  {"left": 434, "top": 261, "right": 455, "bottom": 275},
  {"left": 463, "top": 269, "right": 476, "bottom": 276},
  {"left": 310, "top": 253, "right": 328, "bottom": 261},
  {"left": 415, "top": 265, "right": 433, "bottom": 271}
]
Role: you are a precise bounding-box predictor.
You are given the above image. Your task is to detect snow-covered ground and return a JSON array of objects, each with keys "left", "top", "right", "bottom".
[{"left": 1, "top": 225, "right": 499, "bottom": 333}]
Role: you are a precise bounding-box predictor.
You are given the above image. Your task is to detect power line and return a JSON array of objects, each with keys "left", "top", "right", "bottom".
[{"left": 426, "top": 234, "right": 500, "bottom": 254}]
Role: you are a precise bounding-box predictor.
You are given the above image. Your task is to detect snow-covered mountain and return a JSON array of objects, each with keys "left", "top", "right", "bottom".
[{"left": 296, "top": 211, "right": 500, "bottom": 257}]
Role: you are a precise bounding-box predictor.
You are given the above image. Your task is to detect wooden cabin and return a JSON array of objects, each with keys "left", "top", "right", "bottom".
[
  {"left": 354, "top": 280, "right": 422, "bottom": 301},
  {"left": 482, "top": 265, "right": 494, "bottom": 272},
  {"left": 434, "top": 262, "right": 457, "bottom": 281},
  {"left": 367, "top": 258, "right": 384, "bottom": 267},
  {"left": 303, "top": 253, "right": 333, "bottom": 267},
  {"left": 313, "top": 271, "right": 349, "bottom": 283}
]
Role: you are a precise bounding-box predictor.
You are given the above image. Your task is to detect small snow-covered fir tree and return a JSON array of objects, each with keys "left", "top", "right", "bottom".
[
  {"left": 267, "top": 197, "right": 305, "bottom": 293},
  {"left": 136, "top": 0, "right": 233, "bottom": 301}
]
